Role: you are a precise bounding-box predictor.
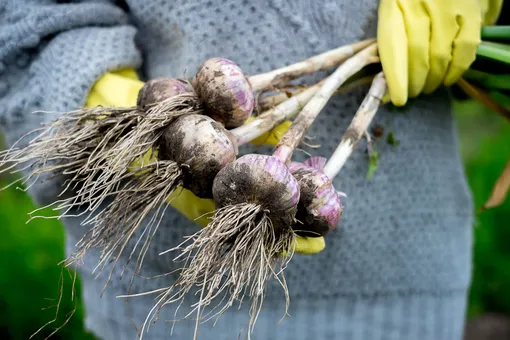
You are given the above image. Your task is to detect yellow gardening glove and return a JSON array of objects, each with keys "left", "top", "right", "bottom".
[
  {"left": 85, "top": 68, "right": 325, "bottom": 254},
  {"left": 377, "top": 0, "right": 502, "bottom": 106},
  {"left": 480, "top": 0, "right": 504, "bottom": 25}
]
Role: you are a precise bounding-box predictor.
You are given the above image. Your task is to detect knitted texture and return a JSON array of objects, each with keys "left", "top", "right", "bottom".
[{"left": 0, "top": 1, "right": 474, "bottom": 339}]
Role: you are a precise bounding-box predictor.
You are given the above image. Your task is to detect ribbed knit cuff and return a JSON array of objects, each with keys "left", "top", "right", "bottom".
[{"left": 80, "top": 264, "right": 468, "bottom": 340}]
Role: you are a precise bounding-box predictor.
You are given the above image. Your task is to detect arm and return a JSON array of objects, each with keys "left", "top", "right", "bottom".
[{"left": 0, "top": 0, "right": 142, "bottom": 206}]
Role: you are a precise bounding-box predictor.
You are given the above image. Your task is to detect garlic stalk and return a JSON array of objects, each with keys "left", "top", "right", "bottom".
[
  {"left": 248, "top": 39, "right": 375, "bottom": 91},
  {"left": 139, "top": 42, "right": 380, "bottom": 340},
  {"left": 323, "top": 72, "right": 388, "bottom": 179}
]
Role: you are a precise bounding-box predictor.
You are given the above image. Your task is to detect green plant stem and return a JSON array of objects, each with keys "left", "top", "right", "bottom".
[
  {"left": 476, "top": 41, "right": 510, "bottom": 65},
  {"left": 481, "top": 26, "right": 510, "bottom": 41},
  {"left": 464, "top": 69, "right": 510, "bottom": 90}
]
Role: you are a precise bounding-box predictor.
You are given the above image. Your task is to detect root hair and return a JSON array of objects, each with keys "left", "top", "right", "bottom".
[
  {"left": 67, "top": 160, "right": 184, "bottom": 290},
  {"left": 65, "top": 92, "right": 202, "bottom": 216},
  {"left": 1, "top": 92, "right": 201, "bottom": 223},
  {"left": 143, "top": 203, "right": 296, "bottom": 339},
  {"left": 0, "top": 106, "right": 143, "bottom": 201}
]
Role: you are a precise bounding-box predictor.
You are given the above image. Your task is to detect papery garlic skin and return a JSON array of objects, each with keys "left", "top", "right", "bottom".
[
  {"left": 193, "top": 58, "right": 255, "bottom": 128},
  {"left": 159, "top": 114, "right": 238, "bottom": 198},
  {"left": 137, "top": 77, "right": 192, "bottom": 109},
  {"left": 213, "top": 154, "right": 300, "bottom": 230},
  {"left": 289, "top": 157, "right": 342, "bottom": 236}
]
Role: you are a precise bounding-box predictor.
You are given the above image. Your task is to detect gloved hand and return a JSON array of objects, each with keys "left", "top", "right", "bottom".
[
  {"left": 377, "top": 0, "right": 504, "bottom": 106},
  {"left": 86, "top": 69, "right": 326, "bottom": 254}
]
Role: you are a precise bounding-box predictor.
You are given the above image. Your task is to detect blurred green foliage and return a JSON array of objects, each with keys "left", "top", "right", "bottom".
[
  {"left": 0, "top": 99, "right": 508, "bottom": 339},
  {"left": 0, "top": 175, "right": 95, "bottom": 339},
  {"left": 453, "top": 100, "right": 510, "bottom": 317}
]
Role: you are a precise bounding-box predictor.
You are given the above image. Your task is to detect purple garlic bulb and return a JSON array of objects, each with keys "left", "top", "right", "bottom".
[
  {"left": 288, "top": 156, "right": 342, "bottom": 237},
  {"left": 137, "top": 77, "right": 192, "bottom": 109},
  {"left": 193, "top": 58, "right": 255, "bottom": 129},
  {"left": 213, "top": 154, "right": 300, "bottom": 230},
  {"left": 159, "top": 114, "right": 238, "bottom": 198}
]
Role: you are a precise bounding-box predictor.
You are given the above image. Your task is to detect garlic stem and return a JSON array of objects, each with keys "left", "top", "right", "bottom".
[
  {"left": 273, "top": 43, "right": 380, "bottom": 165},
  {"left": 323, "top": 72, "right": 387, "bottom": 179},
  {"left": 256, "top": 75, "right": 375, "bottom": 112},
  {"left": 231, "top": 80, "right": 324, "bottom": 145},
  {"left": 257, "top": 90, "right": 305, "bottom": 112},
  {"left": 248, "top": 39, "right": 375, "bottom": 92}
]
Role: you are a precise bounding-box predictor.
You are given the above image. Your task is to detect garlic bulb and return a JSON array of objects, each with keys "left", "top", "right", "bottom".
[{"left": 193, "top": 58, "right": 255, "bottom": 128}]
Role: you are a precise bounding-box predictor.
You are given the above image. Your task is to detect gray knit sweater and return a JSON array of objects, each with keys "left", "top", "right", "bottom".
[{"left": 0, "top": 0, "right": 474, "bottom": 339}]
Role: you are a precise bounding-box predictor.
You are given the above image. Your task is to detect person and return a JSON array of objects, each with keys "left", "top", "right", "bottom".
[{"left": 0, "top": 0, "right": 503, "bottom": 339}]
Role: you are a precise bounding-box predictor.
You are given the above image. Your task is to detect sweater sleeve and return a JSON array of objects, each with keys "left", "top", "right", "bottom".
[{"left": 0, "top": 0, "right": 142, "bottom": 206}]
